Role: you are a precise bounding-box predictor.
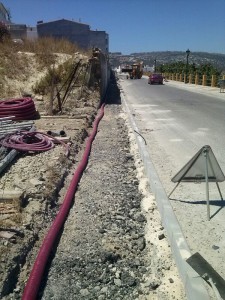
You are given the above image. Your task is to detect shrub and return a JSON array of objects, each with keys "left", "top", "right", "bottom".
[{"left": 0, "top": 21, "right": 10, "bottom": 42}]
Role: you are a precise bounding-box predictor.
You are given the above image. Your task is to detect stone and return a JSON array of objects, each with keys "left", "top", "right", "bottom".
[
  {"left": 158, "top": 233, "right": 165, "bottom": 240},
  {"left": 80, "top": 288, "right": 90, "bottom": 296},
  {"left": 114, "top": 278, "right": 122, "bottom": 286}
]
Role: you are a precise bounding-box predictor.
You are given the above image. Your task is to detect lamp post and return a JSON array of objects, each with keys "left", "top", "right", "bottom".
[
  {"left": 154, "top": 59, "right": 157, "bottom": 72},
  {"left": 185, "top": 49, "right": 190, "bottom": 83}
]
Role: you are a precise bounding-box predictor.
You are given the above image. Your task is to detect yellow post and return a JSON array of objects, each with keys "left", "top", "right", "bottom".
[
  {"left": 202, "top": 75, "right": 207, "bottom": 86},
  {"left": 176, "top": 73, "right": 179, "bottom": 81},
  {"left": 179, "top": 74, "right": 182, "bottom": 82},
  {"left": 195, "top": 74, "right": 199, "bottom": 85},
  {"left": 172, "top": 74, "right": 175, "bottom": 81},
  {"left": 223, "top": 75, "right": 225, "bottom": 80},
  {"left": 189, "top": 74, "right": 192, "bottom": 84},
  {"left": 211, "top": 75, "right": 216, "bottom": 87}
]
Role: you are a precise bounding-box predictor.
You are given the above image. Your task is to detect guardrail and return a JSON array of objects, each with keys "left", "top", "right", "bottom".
[
  {"left": 218, "top": 79, "right": 225, "bottom": 92},
  {"left": 162, "top": 73, "right": 225, "bottom": 88}
]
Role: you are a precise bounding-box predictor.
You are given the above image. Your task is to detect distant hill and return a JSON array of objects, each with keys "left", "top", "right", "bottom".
[{"left": 109, "top": 51, "right": 225, "bottom": 72}]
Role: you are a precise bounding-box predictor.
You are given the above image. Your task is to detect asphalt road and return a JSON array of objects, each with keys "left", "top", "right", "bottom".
[
  {"left": 119, "top": 75, "right": 225, "bottom": 195},
  {"left": 119, "top": 74, "right": 225, "bottom": 300}
]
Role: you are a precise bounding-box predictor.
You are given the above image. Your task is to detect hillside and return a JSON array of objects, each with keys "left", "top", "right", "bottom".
[
  {"left": 109, "top": 51, "right": 225, "bottom": 72},
  {"left": 0, "top": 47, "right": 102, "bottom": 299}
]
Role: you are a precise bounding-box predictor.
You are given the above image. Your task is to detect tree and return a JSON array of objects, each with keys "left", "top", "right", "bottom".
[
  {"left": 158, "top": 61, "right": 221, "bottom": 78},
  {"left": 0, "top": 22, "right": 10, "bottom": 42}
]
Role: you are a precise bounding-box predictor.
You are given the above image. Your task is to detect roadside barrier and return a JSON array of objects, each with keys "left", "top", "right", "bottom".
[{"left": 162, "top": 73, "right": 225, "bottom": 88}]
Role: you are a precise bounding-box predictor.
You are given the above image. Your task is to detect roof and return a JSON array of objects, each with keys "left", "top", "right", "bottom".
[
  {"left": 0, "top": 2, "right": 8, "bottom": 15},
  {"left": 37, "top": 18, "right": 90, "bottom": 28}
]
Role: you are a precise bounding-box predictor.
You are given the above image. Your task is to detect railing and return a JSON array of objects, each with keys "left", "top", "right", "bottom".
[{"left": 162, "top": 73, "right": 225, "bottom": 88}]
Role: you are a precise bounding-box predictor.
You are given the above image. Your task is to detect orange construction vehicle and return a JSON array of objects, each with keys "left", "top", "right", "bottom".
[{"left": 121, "top": 62, "right": 143, "bottom": 79}]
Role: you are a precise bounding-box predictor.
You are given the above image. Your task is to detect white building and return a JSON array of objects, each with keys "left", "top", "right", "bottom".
[{"left": 0, "top": 2, "right": 10, "bottom": 23}]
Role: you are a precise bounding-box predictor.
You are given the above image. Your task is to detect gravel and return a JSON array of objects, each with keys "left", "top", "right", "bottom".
[{"left": 0, "top": 80, "right": 186, "bottom": 299}]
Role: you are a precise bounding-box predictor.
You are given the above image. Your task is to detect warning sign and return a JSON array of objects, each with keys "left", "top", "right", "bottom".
[
  {"left": 169, "top": 145, "right": 225, "bottom": 220},
  {"left": 171, "top": 145, "right": 225, "bottom": 183}
]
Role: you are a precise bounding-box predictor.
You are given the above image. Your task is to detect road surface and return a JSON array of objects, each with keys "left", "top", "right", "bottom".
[{"left": 119, "top": 74, "right": 225, "bottom": 299}]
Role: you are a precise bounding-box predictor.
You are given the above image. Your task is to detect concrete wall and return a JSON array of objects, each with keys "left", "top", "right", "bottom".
[
  {"left": 88, "top": 48, "right": 110, "bottom": 101},
  {"left": 98, "top": 50, "right": 110, "bottom": 99}
]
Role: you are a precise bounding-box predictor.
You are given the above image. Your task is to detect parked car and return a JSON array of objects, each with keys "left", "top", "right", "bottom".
[{"left": 148, "top": 73, "right": 163, "bottom": 84}]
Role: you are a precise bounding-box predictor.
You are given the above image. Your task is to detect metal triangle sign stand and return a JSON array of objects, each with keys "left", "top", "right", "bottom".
[{"left": 168, "top": 145, "right": 225, "bottom": 221}]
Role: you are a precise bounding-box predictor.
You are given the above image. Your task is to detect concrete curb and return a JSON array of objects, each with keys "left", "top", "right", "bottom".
[{"left": 120, "top": 88, "right": 211, "bottom": 300}]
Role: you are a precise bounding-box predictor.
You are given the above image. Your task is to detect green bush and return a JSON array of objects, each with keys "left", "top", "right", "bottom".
[{"left": 158, "top": 61, "right": 221, "bottom": 78}]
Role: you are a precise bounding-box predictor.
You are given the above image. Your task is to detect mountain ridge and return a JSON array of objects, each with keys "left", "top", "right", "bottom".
[{"left": 109, "top": 51, "right": 225, "bottom": 72}]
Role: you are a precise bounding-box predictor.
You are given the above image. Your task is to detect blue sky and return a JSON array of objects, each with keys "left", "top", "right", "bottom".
[{"left": 2, "top": 0, "right": 225, "bottom": 55}]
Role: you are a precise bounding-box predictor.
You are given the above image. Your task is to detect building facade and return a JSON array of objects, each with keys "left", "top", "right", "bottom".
[
  {"left": 90, "top": 30, "right": 109, "bottom": 53},
  {"left": 0, "top": 2, "right": 10, "bottom": 23},
  {"left": 37, "top": 19, "right": 109, "bottom": 53},
  {"left": 0, "top": 2, "right": 29, "bottom": 40},
  {"left": 37, "top": 19, "right": 90, "bottom": 49},
  {"left": 6, "top": 23, "right": 27, "bottom": 39},
  {"left": 26, "top": 26, "right": 38, "bottom": 40},
  {"left": 0, "top": 2, "right": 109, "bottom": 52}
]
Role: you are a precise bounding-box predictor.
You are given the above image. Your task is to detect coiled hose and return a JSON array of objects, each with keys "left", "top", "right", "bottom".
[
  {"left": 0, "top": 97, "right": 36, "bottom": 120},
  {"left": 1, "top": 131, "right": 54, "bottom": 152},
  {"left": 22, "top": 104, "right": 105, "bottom": 300},
  {"left": 0, "top": 131, "right": 69, "bottom": 156}
]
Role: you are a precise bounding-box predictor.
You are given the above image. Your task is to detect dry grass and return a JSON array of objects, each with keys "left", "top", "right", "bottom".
[
  {"left": 0, "top": 37, "right": 90, "bottom": 98},
  {"left": 0, "top": 41, "right": 29, "bottom": 96},
  {"left": 22, "top": 37, "right": 84, "bottom": 55},
  {"left": 32, "top": 57, "right": 88, "bottom": 95}
]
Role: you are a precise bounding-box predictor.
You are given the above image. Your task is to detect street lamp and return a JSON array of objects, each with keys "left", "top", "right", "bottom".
[
  {"left": 185, "top": 49, "right": 190, "bottom": 83},
  {"left": 154, "top": 59, "right": 157, "bottom": 72}
]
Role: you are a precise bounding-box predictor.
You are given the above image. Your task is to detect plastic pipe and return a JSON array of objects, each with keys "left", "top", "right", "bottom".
[
  {"left": 46, "top": 130, "right": 66, "bottom": 137},
  {"left": 0, "top": 97, "right": 36, "bottom": 120},
  {"left": 22, "top": 104, "right": 105, "bottom": 300}
]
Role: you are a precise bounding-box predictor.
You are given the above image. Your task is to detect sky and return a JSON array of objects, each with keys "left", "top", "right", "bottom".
[{"left": 2, "top": 0, "right": 225, "bottom": 55}]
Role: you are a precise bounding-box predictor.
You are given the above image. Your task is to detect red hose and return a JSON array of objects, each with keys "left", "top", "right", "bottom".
[
  {"left": 1, "top": 131, "right": 69, "bottom": 156},
  {"left": 22, "top": 104, "right": 105, "bottom": 300},
  {"left": 0, "top": 97, "right": 37, "bottom": 120},
  {"left": 1, "top": 132, "right": 54, "bottom": 152}
]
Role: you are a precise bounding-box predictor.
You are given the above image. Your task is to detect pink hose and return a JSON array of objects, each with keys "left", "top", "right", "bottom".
[
  {"left": 0, "top": 97, "right": 36, "bottom": 120},
  {"left": 22, "top": 104, "right": 105, "bottom": 300},
  {"left": 1, "top": 131, "right": 69, "bottom": 156},
  {"left": 1, "top": 132, "right": 54, "bottom": 152}
]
